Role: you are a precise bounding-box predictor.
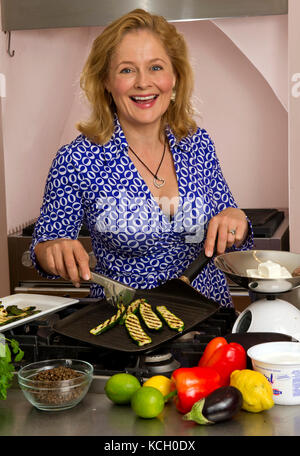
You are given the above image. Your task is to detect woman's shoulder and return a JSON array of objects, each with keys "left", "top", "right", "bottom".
[
  {"left": 189, "top": 126, "right": 215, "bottom": 145},
  {"left": 175, "top": 126, "right": 215, "bottom": 153},
  {"left": 55, "top": 134, "right": 106, "bottom": 162}
]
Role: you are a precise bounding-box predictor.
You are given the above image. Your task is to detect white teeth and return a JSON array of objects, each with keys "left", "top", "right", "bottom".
[{"left": 132, "top": 95, "right": 157, "bottom": 101}]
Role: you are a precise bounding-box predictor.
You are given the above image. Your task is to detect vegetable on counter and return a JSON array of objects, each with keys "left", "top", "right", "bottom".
[
  {"left": 104, "top": 373, "right": 141, "bottom": 405},
  {"left": 131, "top": 386, "right": 165, "bottom": 419},
  {"left": 170, "top": 366, "right": 222, "bottom": 414},
  {"left": 230, "top": 369, "right": 274, "bottom": 413},
  {"left": 183, "top": 386, "right": 243, "bottom": 425},
  {"left": 0, "top": 336, "right": 24, "bottom": 400},
  {"left": 198, "top": 337, "right": 227, "bottom": 367},
  {"left": 198, "top": 337, "right": 247, "bottom": 386},
  {"left": 143, "top": 375, "right": 172, "bottom": 398}
]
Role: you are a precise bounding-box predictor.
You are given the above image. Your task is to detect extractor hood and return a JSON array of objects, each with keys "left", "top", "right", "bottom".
[{"left": 1, "top": 0, "right": 288, "bottom": 32}]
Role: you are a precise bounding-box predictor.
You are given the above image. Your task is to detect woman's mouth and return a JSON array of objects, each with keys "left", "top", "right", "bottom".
[{"left": 130, "top": 94, "right": 158, "bottom": 105}]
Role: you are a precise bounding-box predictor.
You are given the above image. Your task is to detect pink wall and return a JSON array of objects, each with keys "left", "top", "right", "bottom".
[
  {"left": 175, "top": 19, "right": 288, "bottom": 211},
  {"left": 0, "top": 26, "right": 95, "bottom": 233},
  {"left": 213, "top": 16, "right": 288, "bottom": 110},
  {"left": 0, "top": 18, "right": 10, "bottom": 295},
  {"left": 0, "top": 15, "right": 289, "bottom": 236},
  {"left": 288, "top": 0, "right": 300, "bottom": 253},
  {"left": 0, "top": 98, "right": 10, "bottom": 296}
]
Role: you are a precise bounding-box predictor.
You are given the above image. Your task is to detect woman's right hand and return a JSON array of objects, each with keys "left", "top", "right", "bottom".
[{"left": 34, "top": 239, "right": 91, "bottom": 288}]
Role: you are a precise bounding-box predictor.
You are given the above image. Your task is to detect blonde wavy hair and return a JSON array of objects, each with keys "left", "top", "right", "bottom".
[{"left": 77, "top": 9, "right": 197, "bottom": 144}]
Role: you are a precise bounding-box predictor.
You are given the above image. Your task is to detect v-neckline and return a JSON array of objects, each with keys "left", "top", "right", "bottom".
[{"left": 125, "top": 139, "right": 182, "bottom": 223}]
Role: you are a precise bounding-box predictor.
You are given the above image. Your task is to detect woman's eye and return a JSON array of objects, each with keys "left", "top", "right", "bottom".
[
  {"left": 120, "top": 68, "right": 133, "bottom": 74},
  {"left": 151, "top": 65, "right": 163, "bottom": 71}
]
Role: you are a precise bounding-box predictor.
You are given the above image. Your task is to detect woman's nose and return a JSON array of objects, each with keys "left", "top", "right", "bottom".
[{"left": 134, "top": 70, "right": 151, "bottom": 88}]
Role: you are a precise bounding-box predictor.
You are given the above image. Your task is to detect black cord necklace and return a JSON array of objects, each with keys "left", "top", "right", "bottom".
[{"left": 128, "top": 140, "right": 166, "bottom": 188}]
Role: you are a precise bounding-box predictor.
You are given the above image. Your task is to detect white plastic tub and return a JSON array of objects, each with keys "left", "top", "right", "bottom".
[{"left": 247, "top": 341, "right": 300, "bottom": 405}]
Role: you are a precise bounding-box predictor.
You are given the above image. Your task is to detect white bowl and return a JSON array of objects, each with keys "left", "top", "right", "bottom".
[{"left": 247, "top": 342, "right": 300, "bottom": 405}]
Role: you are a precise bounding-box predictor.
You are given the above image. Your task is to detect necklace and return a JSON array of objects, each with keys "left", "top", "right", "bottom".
[{"left": 128, "top": 140, "right": 166, "bottom": 188}]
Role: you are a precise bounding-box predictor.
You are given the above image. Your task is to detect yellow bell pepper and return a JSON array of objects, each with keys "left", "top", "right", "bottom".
[
  {"left": 230, "top": 369, "right": 274, "bottom": 413},
  {"left": 143, "top": 375, "right": 172, "bottom": 398}
]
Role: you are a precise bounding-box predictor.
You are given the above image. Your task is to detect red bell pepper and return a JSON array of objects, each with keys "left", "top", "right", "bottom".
[
  {"left": 198, "top": 338, "right": 246, "bottom": 386},
  {"left": 198, "top": 336, "right": 227, "bottom": 367},
  {"left": 170, "top": 366, "right": 222, "bottom": 414}
]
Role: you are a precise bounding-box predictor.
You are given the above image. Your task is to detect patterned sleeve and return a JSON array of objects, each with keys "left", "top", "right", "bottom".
[
  {"left": 201, "top": 129, "right": 254, "bottom": 251},
  {"left": 30, "top": 143, "right": 84, "bottom": 278}
]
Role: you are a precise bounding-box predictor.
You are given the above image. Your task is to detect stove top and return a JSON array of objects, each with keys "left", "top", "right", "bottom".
[{"left": 7, "top": 298, "right": 237, "bottom": 380}]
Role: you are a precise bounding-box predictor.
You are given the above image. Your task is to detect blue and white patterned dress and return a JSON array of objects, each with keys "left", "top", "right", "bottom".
[{"left": 30, "top": 115, "right": 253, "bottom": 306}]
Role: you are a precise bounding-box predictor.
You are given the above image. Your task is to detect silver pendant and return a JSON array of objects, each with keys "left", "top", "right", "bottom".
[{"left": 153, "top": 176, "right": 165, "bottom": 188}]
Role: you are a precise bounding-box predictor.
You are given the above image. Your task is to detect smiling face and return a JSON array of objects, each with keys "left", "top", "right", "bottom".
[{"left": 105, "top": 29, "right": 176, "bottom": 134}]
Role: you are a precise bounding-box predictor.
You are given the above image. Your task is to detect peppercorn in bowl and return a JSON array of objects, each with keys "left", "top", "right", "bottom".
[{"left": 17, "top": 359, "right": 93, "bottom": 411}]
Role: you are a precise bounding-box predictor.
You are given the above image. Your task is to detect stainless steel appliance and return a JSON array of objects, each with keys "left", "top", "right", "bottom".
[
  {"left": 215, "top": 250, "right": 300, "bottom": 340},
  {"left": 1, "top": 0, "right": 288, "bottom": 33},
  {"left": 228, "top": 209, "right": 289, "bottom": 311}
]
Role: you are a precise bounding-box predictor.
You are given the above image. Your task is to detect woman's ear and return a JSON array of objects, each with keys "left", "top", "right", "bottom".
[
  {"left": 104, "top": 80, "right": 110, "bottom": 93},
  {"left": 172, "top": 74, "right": 176, "bottom": 90}
]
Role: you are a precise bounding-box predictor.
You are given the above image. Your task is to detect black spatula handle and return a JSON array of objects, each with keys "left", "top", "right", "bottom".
[{"left": 180, "top": 248, "right": 216, "bottom": 284}]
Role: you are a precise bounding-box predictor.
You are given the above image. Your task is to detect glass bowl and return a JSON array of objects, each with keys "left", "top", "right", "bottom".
[{"left": 17, "top": 359, "right": 94, "bottom": 411}]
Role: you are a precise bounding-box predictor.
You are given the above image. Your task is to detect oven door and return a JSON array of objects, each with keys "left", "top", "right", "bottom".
[
  {"left": 8, "top": 234, "right": 95, "bottom": 298},
  {"left": 14, "top": 280, "right": 91, "bottom": 298}
]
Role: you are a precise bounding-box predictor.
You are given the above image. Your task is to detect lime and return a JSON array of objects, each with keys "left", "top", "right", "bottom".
[
  {"left": 131, "top": 386, "right": 165, "bottom": 419},
  {"left": 143, "top": 375, "right": 172, "bottom": 397},
  {"left": 105, "top": 373, "right": 141, "bottom": 405}
]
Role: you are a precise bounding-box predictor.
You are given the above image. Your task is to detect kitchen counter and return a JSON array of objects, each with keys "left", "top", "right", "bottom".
[{"left": 1, "top": 380, "right": 300, "bottom": 437}]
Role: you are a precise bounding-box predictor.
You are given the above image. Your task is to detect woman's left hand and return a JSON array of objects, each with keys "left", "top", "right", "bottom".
[{"left": 204, "top": 207, "right": 248, "bottom": 257}]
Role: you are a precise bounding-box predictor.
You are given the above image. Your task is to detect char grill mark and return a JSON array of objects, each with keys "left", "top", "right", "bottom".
[
  {"left": 125, "top": 313, "right": 152, "bottom": 346},
  {"left": 139, "top": 301, "right": 162, "bottom": 331},
  {"left": 156, "top": 305, "right": 184, "bottom": 332}
]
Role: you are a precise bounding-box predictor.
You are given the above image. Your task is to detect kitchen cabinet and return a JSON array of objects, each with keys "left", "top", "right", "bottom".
[{"left": 1, "top": 0, "right": 288, "bottom": 31}]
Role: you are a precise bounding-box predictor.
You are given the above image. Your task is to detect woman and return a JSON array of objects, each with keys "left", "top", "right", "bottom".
[{"left": 31, "top": 9, "right": 253, "bottom": 307}]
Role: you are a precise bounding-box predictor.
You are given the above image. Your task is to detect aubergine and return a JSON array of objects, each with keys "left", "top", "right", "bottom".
[{"left": 183, "top": 386, "right": 243, "bottom": 425}]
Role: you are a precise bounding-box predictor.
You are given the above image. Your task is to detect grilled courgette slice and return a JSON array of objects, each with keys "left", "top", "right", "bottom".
[
  {"left": 90, "top": 304, "right": 126, "bottom": 335},
  {"left": 139, "top": 300, "right": 163, "bottom": 331},
  {"left": 0, "top": 304, "right": 41, "bottom": 326},
  {"left": 124, "top": 312, "right": 152, "bottom": 347},
  {"left": 156, "top": 305, "right": 184, "bottom": 332},
  {"left": 119, "top": 298, "right": 144, "bottom": 325}
]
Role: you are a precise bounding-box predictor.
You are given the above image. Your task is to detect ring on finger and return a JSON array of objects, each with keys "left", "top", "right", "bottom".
[{"left": 228, "top": 229, "right": 236, "bottom": 236}]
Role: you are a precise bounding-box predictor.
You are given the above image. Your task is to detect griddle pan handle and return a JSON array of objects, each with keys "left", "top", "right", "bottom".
[{"left": 180, "top": 248, "right": 216, "bottom": 285}]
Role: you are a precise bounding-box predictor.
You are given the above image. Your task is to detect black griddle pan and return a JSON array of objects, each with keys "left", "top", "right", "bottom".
[{"left": 53, "top": 250, "right": 220, "bottom": 352}]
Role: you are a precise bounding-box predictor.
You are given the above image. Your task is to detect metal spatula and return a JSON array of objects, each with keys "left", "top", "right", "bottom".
[
  {"left": 89, "top": 272, "right": 137, "bottom": 307},
  {"left": 89, "top": 248, "right": 214, "bottom": 308}
]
